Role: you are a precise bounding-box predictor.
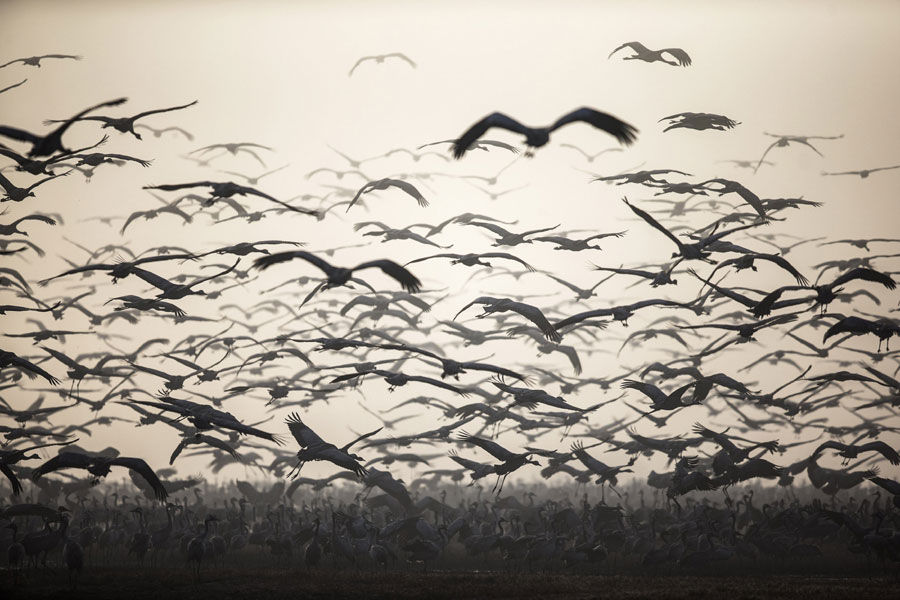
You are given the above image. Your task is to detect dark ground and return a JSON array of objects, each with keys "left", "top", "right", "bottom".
[{"left": 2, "top": 569, "right": 897, "bottom": 600}]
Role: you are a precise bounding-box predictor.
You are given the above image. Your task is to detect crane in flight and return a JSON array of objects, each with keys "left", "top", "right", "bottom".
[
  {"left": 452, "top": 107, "right": 637, "bottom": 159},
  {"left": 608, "top": 42, "right": 692, "bottom": 66},
  {"left": 284, "top": 412, "right": 381, "bottom": 478}
]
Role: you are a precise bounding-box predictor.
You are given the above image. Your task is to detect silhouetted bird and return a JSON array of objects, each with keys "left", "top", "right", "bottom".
[
  {"left": 44, "top": 100, "right": 197, "bottom": 140},
  {"left": 348, "top": 53, "right": 417, "bottom": 76},
  {"left": 608, "top": 42, "right": 691, "bottom": 66},
  {"left": 0, "top": 97, "right": 126, "bottom": 156},
  {"left": 452, "top": 108, "right": 637, "bottom": 159}
]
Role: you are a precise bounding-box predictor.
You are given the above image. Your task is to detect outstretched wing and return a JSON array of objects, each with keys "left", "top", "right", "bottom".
[
  {"left": 352, "top": 259, "right": 422, "bottom": 292},
  {"left": 621, "top": 380, "right": 667, "bottom": 405},
  {"left": 822, "top": 316, "right": 879, "bottom": 343},
  {"left": 453, "top": 296, "right": 498, "bottom": 320},
  {"left": 550, "top": 108, "right": 638, "bottom": 146},
  {"left": 348, "top": 56, "right": 373, "bottom": 76},
  {"left": 863, "top": 366, "right": 900, "bottom": 389},
  {"left": 553, "top": 307, "right": 612, "bottom": 331},
  {"left": 811, "top": 440, "right": 848, "bottom": 458},
  {"left": 210, "top": 413, "right": 283, "bottom": 444},
  {"left": 608, "top": 41, "right": 650, "bottom": 59},
  {"left": 448, "top": 449, "right": 491, "bottom": 472},
  {"left": 341, "top": 426, "right": 384, "bottom": 452},
  {"left": 754, "top": 139, "right": 782, "bottom": 173},
  {"left": 143, "top": 181, "right": 215, "bottom": 192},
  {"left": 479, "top": 252, "right": 541, "bottom": 272},
  {"left": 830, "top": 267, "right": 896, "bottom": 291},
  {"left": 453, "top": 113, "right": 531, "bottom": 159},
  {"left": 0, "top": 79, "right": 25, "bottom": 93},
  {"left": 35, "top": 98, "right": 127, "bottom": 157},
  {"left": 869, "top": 476, "right": 900, "bottom": 496},
  {"left": 132, "top": 100, "right": 198, "bottom": 121},
  {"left": 131, "top": 266, "right": 177, "bottom": 294},
  {"left": 750, "top": 285, "right": 807, "bottom": 318},
  {"left": 661, "top": 48, "right": 692, "bottom": 66},
  {"left": 253, "top": 250, "right": 334, "bottom": 276},
  {"left": 506, "top": 300, "right": 561, "bottom": 342},
  {"left": 859, "top": 441, "right": 900, "bottom": 465},
  {"left": 715, "top": 181, "right": 766, "bottom": 219},
  {"left": 0, "top": 503, "right": 61, "bottom": 520},
  {"left": 284, "top": 412, "right": 327, "bottom": 448},
  {"left": 466, "top": 221, "right": 511, "bottom": 237},
  {"left": 0, "top": 58, "right": 26, "bottom": 69},
  {"left": 387, "top": 53, "right": 417, "bottom": 68},
  {"left": 186, "top": 259, "right": 240, "bottom": 289},
  {"left": 0, "top": 125, "right": 42, "bottom": 145},
  {"left": 238, "top": 185, "right": 319, "bottom": 217},
  {"left": 756, "top": 254, "right": 808, "bottom": 285},
  {"left": 111, "top": 457, "right": 168, "bottom": 501},
  {"left": 14, "top": 214, "right": 57, "bottom": 227},
  {"left": 40, "top": 54, "right": 83, "bottom": 61},
  {"left": 406, "top": 375, "right": 470, "bottom": 396},
  {"left": 457, "top": 431, "right": 516, "bottom": 462},
  {"left": 383, "top": 179, "right": 429, "bottom": 207},
  {"left": 169, "top": 437, "right": 191, "bottom": 465},
  {"left": 3, "top": 351, "right": 60, "bottom": 385},
  {"left": 404, "top": 253, "right": 461, "bottom": 267},
  {"left": 459, "top": 361, "right": 528, "bottom": 382},
  {"left": 30, "top": 451, "right": 93, "bottom": 479},
  {"left": 0, "top": 462, "right": 23, "bottom": 495},
  {"left": 197, "top": 434, "right": 242, "bottom": 461},
  {"left": 622, "top": 197, "right": 685, "bottom": 252},
  {"left": 570, "top": 441, "right": 609, "bottom": 474}
]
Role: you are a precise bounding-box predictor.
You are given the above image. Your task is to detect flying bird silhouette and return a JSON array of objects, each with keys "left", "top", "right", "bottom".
[
  {"left": 660, "top": 112, "right": 739, "bottom": 132},
  {"left": 44, "top": 100, "right": 197, "bottom": 140},
  {"left": 609, "top": 42, "right": 692, "bottom": 66},
  {"left": 254, "top": 250, "right": 422, "bottom": 304},
  {"left": 821, "top": 165, "right": 900, "bottom": 179},
  {"left": 755, "top": 132, "right": 844, "bottom": 172},
  {"left": 0, "top": 97, "right": 126, "bottom": 157},
  {"left": 452, "top": 108, "right": 637, "bottom": 159},
  {"left": 0, "top": 54, "right": 82, "bottom": 68},
  {"left": 348, "top": 53, "right": 417, "bottom": 76},
  {"left": 31, "top": 450, "right": 168, "bottom": 501},
  {"left": 285, "top": 413, "right": 381, "bottom": 478},
  {"left": 346, "top": 178, "right": 428, "bottom": 212},
  {"left": 455, "top": 296, "right": 561, "bottom": 342}
]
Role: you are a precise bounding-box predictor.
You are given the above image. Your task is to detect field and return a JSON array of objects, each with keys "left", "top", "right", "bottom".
[{"left": 3, "top": 568, "right": 897, "bottom": 600}]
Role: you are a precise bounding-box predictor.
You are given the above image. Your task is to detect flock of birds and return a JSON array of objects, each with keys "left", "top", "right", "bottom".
[{"left": 1, "top": 46, "right": 900, "bottom": 586}]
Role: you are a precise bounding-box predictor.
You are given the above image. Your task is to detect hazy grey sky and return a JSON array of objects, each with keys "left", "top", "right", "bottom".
[{"left": 2, "top": 0, "right": 899, "bottom": 488}]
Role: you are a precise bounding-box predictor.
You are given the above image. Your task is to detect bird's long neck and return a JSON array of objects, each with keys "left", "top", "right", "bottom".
[{"left": 58, "top": 516, "right": 70, "bottom": 539}]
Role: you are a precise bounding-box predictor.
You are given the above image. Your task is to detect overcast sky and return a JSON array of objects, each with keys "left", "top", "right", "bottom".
[{"left": 2, "top": 0, "right": 899, "bottom": 490}]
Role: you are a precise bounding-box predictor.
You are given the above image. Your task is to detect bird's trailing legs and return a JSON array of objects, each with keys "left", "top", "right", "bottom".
[{"left": 286, "top": 462, "right": 304, "bottom": 480}]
